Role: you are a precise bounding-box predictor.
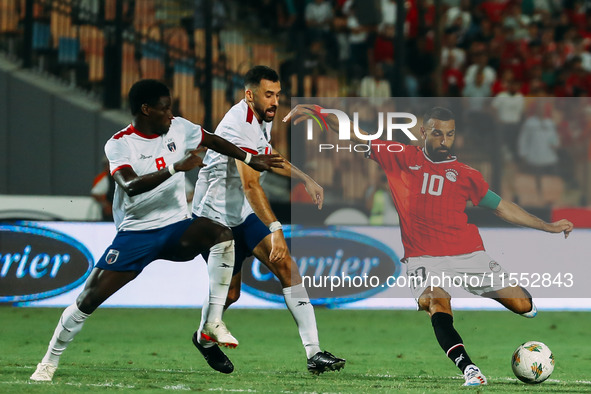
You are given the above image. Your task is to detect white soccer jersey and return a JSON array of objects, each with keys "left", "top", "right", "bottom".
[
  {"left": 106, "top": 117, "right": 203, "bottom": 231},
  {"left": 192, "top": 100, "right": 273, "bottom": 227}
]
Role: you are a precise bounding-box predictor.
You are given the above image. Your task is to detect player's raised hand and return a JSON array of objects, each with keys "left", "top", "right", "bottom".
[
  {"left": 248, "top": 154, "right": 284, "bottom": 172},
  {"left": 282, "top": 104, "right": 322, "bottom": 126},
  {"left": 304, "top": 179, "right": 324, "bottom": 210},
  {"left": 546, "top": 219, "right": 574, "bottom": 239},
  {"left": 175, "top": 147, "right": 207, "bottom": 172}
]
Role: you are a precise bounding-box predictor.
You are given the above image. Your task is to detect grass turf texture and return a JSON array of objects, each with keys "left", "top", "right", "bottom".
[{"left": 1, "top": 308, "right": 590, "bottom": 393}]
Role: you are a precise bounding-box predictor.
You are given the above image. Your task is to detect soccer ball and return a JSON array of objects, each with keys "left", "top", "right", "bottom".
[{"left": 511, "top": 341, "right": 555, "bottom": 384}]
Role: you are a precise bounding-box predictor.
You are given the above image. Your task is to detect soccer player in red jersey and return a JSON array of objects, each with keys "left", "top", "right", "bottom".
[{"left": 284, "top": 105, "right": 573, "bottom": 386}]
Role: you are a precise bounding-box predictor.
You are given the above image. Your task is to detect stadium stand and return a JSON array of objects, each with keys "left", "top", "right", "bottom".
[{"left": 2, "top": 0, "right": 591, "bottom": 218}]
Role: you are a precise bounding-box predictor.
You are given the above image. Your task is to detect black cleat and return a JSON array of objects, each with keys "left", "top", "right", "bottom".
[
  {"left": 307, "top": 351, "right": 346, "bottom": 375},
  {"left": 192, "top": 331, "right": 234, "bottom": 374}
]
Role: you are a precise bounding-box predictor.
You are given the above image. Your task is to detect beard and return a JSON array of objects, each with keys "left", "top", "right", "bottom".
[
  {"left": 426, "top": 145, "right": 452, "bottom": 162},
  {"left": 253, "top": 102, "right": 277, "bottom": 122}
]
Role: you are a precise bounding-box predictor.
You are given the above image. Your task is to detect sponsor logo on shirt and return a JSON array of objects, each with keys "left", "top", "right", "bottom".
[
  {"left": 0, "top": 224, "right": 94, "bottom": 303},
  {"left": 241, "top": 226, "right": 401, "bottom": 306},
  {"left": 139, "top": 154, "right": 153, "bottom": 160},
  {"left": 409, "top": 165, "right": 422, "bottom": 170}
]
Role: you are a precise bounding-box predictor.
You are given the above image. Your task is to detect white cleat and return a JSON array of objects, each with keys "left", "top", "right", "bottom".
[
  {"left": 201, "top": 320, "right": 239, "bottom": 348},
  {"left": 463, "top": 364, "right": 487, "bottom": 386},
  {"left": 30, "top": 363, "right": 57, "bottom": 382}
]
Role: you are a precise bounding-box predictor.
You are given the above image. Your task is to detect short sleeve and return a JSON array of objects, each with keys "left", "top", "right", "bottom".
[
  {"left": 175, "top": 117, "right": 204, "bottom": 149},
  {"left": 105, "top": 138, "right": 131, "bottom": 175},
  {"left": 466, "top": 169, "right": 490, "bottom": 206},
  {"left": 217, "top": 118, "right": 257, "bottom": 152}
]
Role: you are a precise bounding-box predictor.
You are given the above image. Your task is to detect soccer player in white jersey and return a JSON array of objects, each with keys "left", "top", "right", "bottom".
[
  {"left": 191, "top": 66, "right": 346, "bottom": 374},
  {"left": 30, "top": 79, "right": 283, "bottom": 382}
]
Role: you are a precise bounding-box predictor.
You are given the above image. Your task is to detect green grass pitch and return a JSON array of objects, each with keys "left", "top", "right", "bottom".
[{"left": 1, "top": 307, "right": 590, "bottom": 393}]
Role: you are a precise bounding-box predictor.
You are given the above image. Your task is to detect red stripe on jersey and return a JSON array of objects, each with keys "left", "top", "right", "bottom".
[
  {"left": 111, "top": 164, "right": 132, "bottom": 176},
  {"left": 241, "top": 147, "right": 258, "bottom": 155},
  {"left": 246, "top": 105, "right": 262, "bottom": 124},
  {"left": 113, "top": 124, "right": 160, "bottom": 140}
]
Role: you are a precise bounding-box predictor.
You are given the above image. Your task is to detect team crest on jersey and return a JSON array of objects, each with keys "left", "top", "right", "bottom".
[
  {"left": 106, "top": 249, "right": 120, "bottom": 264},
  {"left": 446, "top": 169, "right": 458, "bottom": 182},
  {"left": 489, "top": 261, "right": 501, "bottom": 272},
  {"left": 167, "top": 141, "right": 177, "bottom": 152}
]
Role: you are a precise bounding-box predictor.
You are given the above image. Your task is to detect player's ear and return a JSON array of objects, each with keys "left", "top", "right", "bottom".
[
  {"left": 420, "top": 126, "right": 426, "bottom": 139},
  {"left": 245, "top": 88, "right": 254, "bottom": 102},
  {"left": 141, "top": 103, "right": 150, "bottom": 116}
]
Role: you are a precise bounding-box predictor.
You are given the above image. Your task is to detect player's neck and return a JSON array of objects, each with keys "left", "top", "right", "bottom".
[{"left": 132, "top": 120, "right": 159, "bottom": 137}]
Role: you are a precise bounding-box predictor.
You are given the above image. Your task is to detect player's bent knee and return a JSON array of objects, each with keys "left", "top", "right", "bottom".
[{"left": 418, "top": 288, "right": 452, "bottom": 314}]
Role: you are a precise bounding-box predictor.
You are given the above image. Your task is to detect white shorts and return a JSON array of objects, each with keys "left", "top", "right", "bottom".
[{"left": 405, "top": 251, "right": 509, "bottom": 301}]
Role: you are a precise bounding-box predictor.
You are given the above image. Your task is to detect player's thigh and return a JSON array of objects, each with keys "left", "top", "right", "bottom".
[
  {"left": 77, "top": 268, "right": 138, "bottom": 313},
  {"left": 406, "top": 256, "right": 452, "bottom": 312},
  {"left": 166, "top": 217, "right": 233, "bottom": 261}
]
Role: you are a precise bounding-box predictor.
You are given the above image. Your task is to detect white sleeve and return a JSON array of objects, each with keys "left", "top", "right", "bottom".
[
  {"left": 105, "top": 138, "right": 131, "bottom": 175},
  {"left": 217, "top": 119, "right": 257, "bottom": 152},
  {"left": 176, "top": 117, "right": 204, "bottom": 150}
]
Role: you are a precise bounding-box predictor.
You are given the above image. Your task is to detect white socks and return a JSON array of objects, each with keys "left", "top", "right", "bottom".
[
  {"left": 283, "top": 283, "right": 321, "bottom": 358},
  {"left": 41, "top": 303, "right": 90, "bottom": 366},
  {"left": 205, "top": 240, "right": 235, "bottom": 322},
  {"left": 197, "top": 240, "right": 235, "bottom": 346}
]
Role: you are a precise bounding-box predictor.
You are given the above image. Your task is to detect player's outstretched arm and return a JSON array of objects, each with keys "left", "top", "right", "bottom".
[
  {"left": 113, "top": 148, "right": 206, "bottom": 197},
  {"left": 235, "top": 159, "right": 288, "bottom": 263},
  {"left": 268, "top": 149, "right": 323, "bottom": 210},
  {"left": 282, "top": 104, "right": 369, "bottom": 144},
  {"left": 201, "top": 132, "right": 284, "bottom": 172},
  {"left": 494, "top": 199, "right": 574, "bottom": 238}
]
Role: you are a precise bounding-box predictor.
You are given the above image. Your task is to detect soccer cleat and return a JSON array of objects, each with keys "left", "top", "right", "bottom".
[
  {"left": 463, "top": 364, "right": 487, "bottom": 386},
  {"left": 201, "top": 319, "right": 239, "bottom": 348},
  {"left": 192, "top": 331, "right": 234, "bottom": 374},
  {"left": 30, "top": 362, "right": 57, "bottom": 382},
  {"left": 307, "top": 351, "right": 346, "bottom": 375}
]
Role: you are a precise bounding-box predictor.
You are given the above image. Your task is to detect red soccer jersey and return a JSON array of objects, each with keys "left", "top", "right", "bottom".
[{"left": 369, "top": 141, "right": 489, "bottom": 259}]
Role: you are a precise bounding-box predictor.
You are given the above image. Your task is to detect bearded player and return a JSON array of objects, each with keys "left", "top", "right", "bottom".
[
  {"left": 285, "top": 105, "right": 573, "bottom": 386},
  {"left": 191, "top": 66, "right": 345, "bottom": 375}
]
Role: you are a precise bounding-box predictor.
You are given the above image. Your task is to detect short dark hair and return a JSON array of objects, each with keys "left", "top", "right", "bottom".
[
  {"left": 423, "top": 107, "right": 455, "bottom": 124},
  {"left": 128, "top": 79, "right": 170, "bottom": 115},
  {"left": 244, "top": 65, "right": 279, "bottom": 89}
]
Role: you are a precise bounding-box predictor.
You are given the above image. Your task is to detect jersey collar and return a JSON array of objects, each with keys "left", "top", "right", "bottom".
[{"left": 128, "top": 124, "right": 161, "bottom": 139}]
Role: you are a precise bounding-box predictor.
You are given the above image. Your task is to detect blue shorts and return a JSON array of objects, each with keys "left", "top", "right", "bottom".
[
  {"left": 96, "top": 218, "right": 194, "bottom": 273},
  {"left": 200, "top": 213, "right": 270, "bottom": 276}
]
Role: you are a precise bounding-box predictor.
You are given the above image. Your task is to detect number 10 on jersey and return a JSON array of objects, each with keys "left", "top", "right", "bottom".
[{"left": 421, "top": 173, "right": 444, "bottom": 196}]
